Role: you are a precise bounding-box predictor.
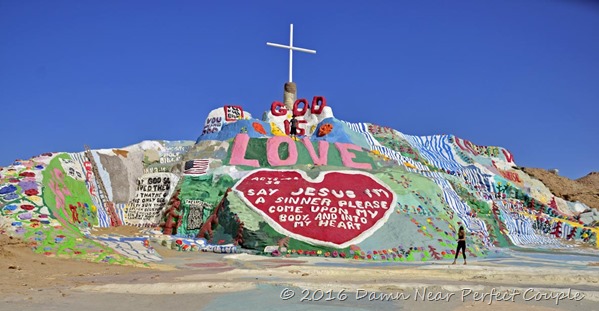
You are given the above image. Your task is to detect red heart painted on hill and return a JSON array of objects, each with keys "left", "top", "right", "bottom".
[{"left": 233, "top": 169, "right": 397, "bottom": 248}]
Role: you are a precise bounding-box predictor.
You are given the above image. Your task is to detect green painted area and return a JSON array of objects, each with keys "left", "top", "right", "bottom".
[
  {"left": 369, "top": 127, "right": 432, "bottom": 168},
  {"left": 244, "top": 220, "right": 352, "bottom": 256},
  {"left": 177, "top": 174, "right": 236, "bottom": 238},
  {"left": 0, "top": 154, "right": 135, "bottom": 265},
  {"left": 240, "top": 221, "right": 282, "bottom": 250},
  {"left": 448, "top": 178, "right": 512, "bottom": 247},
  {"left": 227, "top": 192, "right": 263, "bottom": 231},
  {"left": 41, "top": 154, "right": 98, "bottom": 231},
  {"left": 376, "top": 170, "right": 451, "bottom": 217},
  {"left": 218, "top": 165, "right": 489, "bottom": 261},
  {"left": 22, "top": 226, "right": 135, "bottom": 264},
  {"left": 350, "top": 170, "right": 489, "bottom": 260}
]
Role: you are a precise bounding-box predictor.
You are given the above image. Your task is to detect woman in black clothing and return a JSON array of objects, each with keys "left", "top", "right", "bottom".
[
  {"left": 452, "top": 226, "right": 467, "bottom": 265},
  {"left": 290, "top": 115, "right": 298, "bottom": 139}
]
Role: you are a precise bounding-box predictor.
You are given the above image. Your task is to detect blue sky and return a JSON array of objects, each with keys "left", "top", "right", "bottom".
[{"left": 1, "top": 0, "right": 597, "bottom": 179}]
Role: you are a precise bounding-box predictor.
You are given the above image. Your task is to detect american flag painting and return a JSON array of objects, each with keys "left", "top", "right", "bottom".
[{"left": 183, "top": 159, "right": 210, "bottom": 175}]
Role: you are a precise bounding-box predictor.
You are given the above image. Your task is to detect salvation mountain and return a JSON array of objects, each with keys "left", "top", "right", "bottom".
[{"left": 0, "top": 96, "right": 597, "bottom": 263}]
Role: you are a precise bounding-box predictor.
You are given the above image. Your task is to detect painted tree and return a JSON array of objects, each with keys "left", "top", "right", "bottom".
[
  {"left": 566, "top": 226, "right": 577, "bottom": 240},
  {"left": 551, "top": 221, "right": 562, "bottom": 238},
  {"left": 160, "top": 189, "right": 182, "bottom": 235},
  {"left": 427, "top": 245, "right": 442, "bottom": 260},
  {"left": 528, "top": 197, "right": 536, "bottom": 210},
  {"left": 549, "top": 197, "right": 558, "bottom": 210}
]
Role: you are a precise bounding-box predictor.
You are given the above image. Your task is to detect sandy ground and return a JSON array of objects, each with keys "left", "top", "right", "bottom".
[
  {"left": 2, "top": 233, "right": 599, "bottom": 311},
  {"left": 0, "top": 234, "right": 156, "bottom": 294},
  {"left": 88, "top": 225, "right": 148, "bottom": 237}
]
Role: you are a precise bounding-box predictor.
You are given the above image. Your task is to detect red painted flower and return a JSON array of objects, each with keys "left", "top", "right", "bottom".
[
  {"left": 176, "top": 239, "right": 183, "bottom": 245},
  {"left": 25, "top": 189, "right": 39, "bottom": 196},
  {"left": 20, "top": 204, "right": 35, "bottom": 211}
]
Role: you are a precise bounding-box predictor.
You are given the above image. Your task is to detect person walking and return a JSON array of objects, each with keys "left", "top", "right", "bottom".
[
  {"left": 452, "top": 226, "right": 467, "bottom": 265},
  {"left": 290, "top": 115, "right": 298, "bottom": 139}
]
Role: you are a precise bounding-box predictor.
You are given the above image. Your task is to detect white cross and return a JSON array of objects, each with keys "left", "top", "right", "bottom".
[{"left": 267, "top": 24, "right": 316, "bottom": 83}]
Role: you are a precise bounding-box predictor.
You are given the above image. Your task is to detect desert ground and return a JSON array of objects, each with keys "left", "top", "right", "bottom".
[{"left": 2, "top": 231, "right": 599, "bottom": 311}]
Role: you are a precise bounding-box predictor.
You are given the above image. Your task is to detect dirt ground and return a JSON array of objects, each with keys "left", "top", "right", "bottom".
[
  {"left": 2, "top": 233, "right": 599, "bottom": 311},
  {"left": 0, "top": 234, "right": 154, "bottom": 295},
  {"left": 88, "top": 225, "right": 148, "bottom": 237}
]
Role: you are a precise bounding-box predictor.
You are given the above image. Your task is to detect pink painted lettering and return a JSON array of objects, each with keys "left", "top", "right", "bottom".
[
  {"left": 267, "top": 136, "right": 298, "bottom": 166},
  {"left": 335, "top": 143, "right": 372, "bottom": 170},
  {"left": 302, "top": 137, "right": 329, "bottom": 166},
  {"left": 229, "top": 133, "right": 259, "bottom": 167}
]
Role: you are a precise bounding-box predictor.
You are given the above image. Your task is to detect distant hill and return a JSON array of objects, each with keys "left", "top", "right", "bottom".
[
  {"left": 521, "top": 168, "right": 599, "bottom": 210},
  {"left": 578, "top": 172, "right": 599, "bottom": 192}
]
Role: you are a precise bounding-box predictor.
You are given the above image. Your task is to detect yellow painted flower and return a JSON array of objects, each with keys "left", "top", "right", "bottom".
[
  {"left": 270, "top": 122, "right": 286, "bottom": 136},
  {"left": 29, "top": 196, "right": 43, "bottom": 205}
]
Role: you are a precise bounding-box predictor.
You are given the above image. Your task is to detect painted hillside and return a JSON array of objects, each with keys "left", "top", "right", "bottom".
[{"left": 1, "top": 96, "right": 598, "bottom": 264}]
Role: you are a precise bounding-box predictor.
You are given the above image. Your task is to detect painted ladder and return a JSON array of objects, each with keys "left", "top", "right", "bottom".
[{"left": 83, "top": 144, "right": 111, "bottom": 207}]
